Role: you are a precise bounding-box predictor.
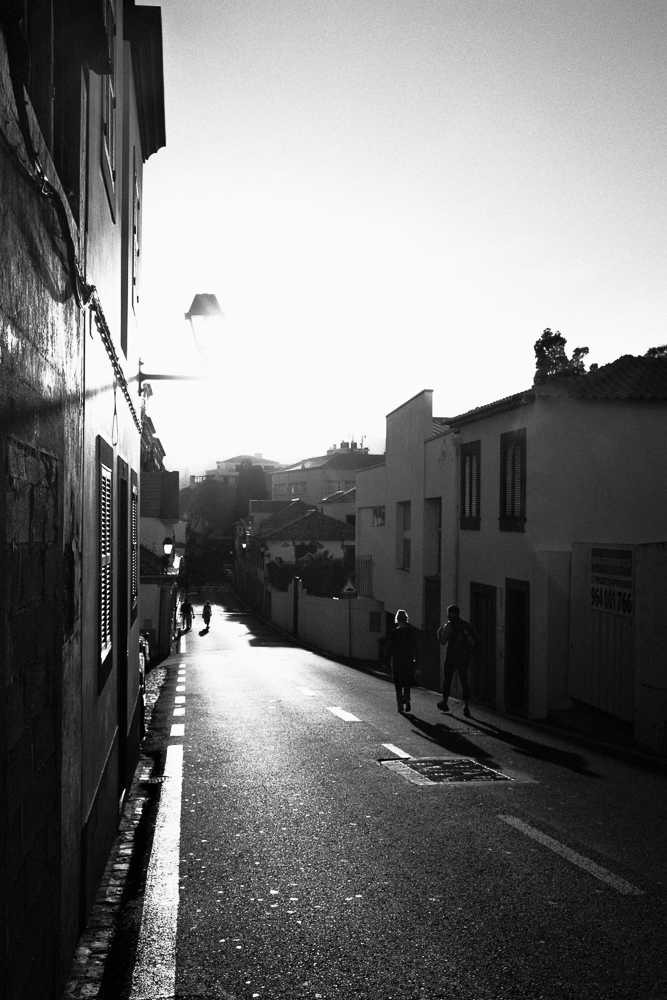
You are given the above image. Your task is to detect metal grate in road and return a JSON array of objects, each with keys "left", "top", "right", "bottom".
[{"left": 380, "top": 756, "right": 513, "bottom": 785}]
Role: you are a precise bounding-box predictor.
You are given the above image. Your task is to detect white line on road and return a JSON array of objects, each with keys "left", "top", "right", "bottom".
[
  {"left": 381, "top": 744, "right": 412, "bottom": 759},
  {"left": 328, "top": 706, "right": 362, "bottom": 722},
  {"left": 297, "top": 686, "right": 320, "bottom": 696},
  {"left": 130, "top": 743, "right": 183, "bottom": 999},
  {"left": 173, "top": 707, "right": 185, "bottom": 717},
  {"left": 170, "top": 723, "right": 185, "bottom": 737},
  {"left": 499, "top": 814, "right": 644, "bottom": 896}
]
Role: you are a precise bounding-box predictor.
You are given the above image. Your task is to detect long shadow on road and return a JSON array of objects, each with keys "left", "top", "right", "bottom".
[{"left": 407, "top": 713, "right": 601, "bottom": 778}]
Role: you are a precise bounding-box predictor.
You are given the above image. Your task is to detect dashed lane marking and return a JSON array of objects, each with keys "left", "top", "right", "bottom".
[
  {"left": 297, "top": 686, "right": 320, "bottom": 696},
  {"left": 381, "top": 743, "right": 412, "bottom": 758},
  {"left": 499, "top": 814, "right": 644, "bottom": 896},
  {"left": 328, "top": 706, "right": 362, "bottom": 722},
  {"left": 170, "top": 723, "right": 185, "bottom": 737}
]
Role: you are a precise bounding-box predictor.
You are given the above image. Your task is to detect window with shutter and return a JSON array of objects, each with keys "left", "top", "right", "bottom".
[
  {"left": 460, "top": 441, "right": 481, "bottom": 529},
  {"left": 100, "top": 461, "right": 113, "bottom": 665},
  {"left": 499, "top": 430, "right": 526, "bottom": 531},
  {"left": 131, "top": 475, "right": 138, "bottom": 623}
]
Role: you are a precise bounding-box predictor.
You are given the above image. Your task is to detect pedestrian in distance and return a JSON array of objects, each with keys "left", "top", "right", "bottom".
[
  {"left": 202, "top": 601, "right": 212, "bottom": 630},
  {"left": 437, "top": 605, "right": 476, "bottom": 717},
  {"left": 384, "top": 609, "right": 419, "bottom": 713},
  {"left": 181, "top": 597, "right": 194, "bottom": 632}
]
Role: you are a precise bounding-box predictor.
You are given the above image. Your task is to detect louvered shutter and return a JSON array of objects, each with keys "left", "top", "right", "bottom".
[{"left": 100, "top": 462, "right": 112, "bottom": 662}]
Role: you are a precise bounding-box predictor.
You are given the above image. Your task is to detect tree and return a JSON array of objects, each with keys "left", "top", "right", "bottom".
[
  {"left": 645, "top": 344, "right": 667, "bottom": 358},
  {"left": 534, "top": 328, "right": 590, "bottom": 382},
  {"left": 233, "top": 462, "right": 269, "bottom": 521}
]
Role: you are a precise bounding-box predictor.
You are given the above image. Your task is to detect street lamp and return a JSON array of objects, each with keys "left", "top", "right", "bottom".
[
  {"left": 137, "top": 293, "right": 223, "bottom": 395},
  {"left": 162, "top": 536, "right": 174, "bottom": 575},
  {"left": 184, "top": 293, "right": 224, "bottom": 353}
]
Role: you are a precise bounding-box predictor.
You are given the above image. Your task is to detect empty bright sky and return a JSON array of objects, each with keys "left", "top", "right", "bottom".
[{"left": 137, "top": 0, "right": 666, "bottom": 478}]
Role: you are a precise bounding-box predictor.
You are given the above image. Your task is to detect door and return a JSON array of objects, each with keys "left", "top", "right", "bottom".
[
  {"left": 470, "top": 582, "right": 496, "bottom": 707},
  {"left": 504, "top": 579, "right": 529, "bottom": 716},
  {"left": 421, "top": 576, "right": 442, "bottom": 691}
]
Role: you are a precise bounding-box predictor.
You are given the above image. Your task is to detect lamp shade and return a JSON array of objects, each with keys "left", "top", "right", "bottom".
[
  {"left": 185, "top": 294, "right": 223, "bottom": 352},
  {"left": 163, "top": 537, "right": 174, "bottom": 556}
]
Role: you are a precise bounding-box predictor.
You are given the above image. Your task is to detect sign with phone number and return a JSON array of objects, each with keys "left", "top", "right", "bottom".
[{"left": 590, "top": 548, "right": 633, "bottom": 618}]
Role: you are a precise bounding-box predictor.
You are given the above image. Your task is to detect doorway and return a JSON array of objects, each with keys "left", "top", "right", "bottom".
[{"left": 504, "top": 579, "right": 529, "bottom": 716}]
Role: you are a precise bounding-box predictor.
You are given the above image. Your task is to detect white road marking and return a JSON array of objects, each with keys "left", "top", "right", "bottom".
[
  {"left": 328, "top": 706, "right": 361, "bottom": 722},
  {"left": 176, "top": 685, "right": 185, "bottom": 692},
  {"left": 170, "top": 724, "right": 185, "bottom": 737},
  {"left": 175, "top": 695, "right": 185, "bottom": 704},
  {"left": 499, "top": 815, "right": 644, "bottom": 896},
  {"left": 130, "top": 744, "right": 183, "bottom": 998},
  {"left": 173, "top": 707, "right": 185, "bottom": 717},
  {"left": 381, "top": 743, "right": 412, "bottom": 759},
  {"left": 297, "top": 686, "right": 319, "bottom": 696}
]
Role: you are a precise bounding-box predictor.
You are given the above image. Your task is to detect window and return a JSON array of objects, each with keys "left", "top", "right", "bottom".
[
  {"left": 372, "top": 506, "right": 385, "bottom": 526},
  {"left": 396, "top": 501, "right": 411, "bottom": 570},
  {"left": 290, "top": 481, "right": 306, "bottom": 495},
  {"left": 131, "top": 474, "right": 138, "bottom": 624},
  {"left": 460, "top": 441, "right": 481, "bottom": 530},
  {"left": 499, "top": 429, "right": 526, "bottom": 532},
  {"left": 102, "top": 0, "right": 117, "bottom": 207},
  {"left": 98, "top": 439, "right": 113, "bottom": 688},
  {"left": 274, "top": 483, "right": 287, "bottom": 496}
]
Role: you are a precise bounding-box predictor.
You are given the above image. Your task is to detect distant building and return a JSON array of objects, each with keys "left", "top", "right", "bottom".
[
  {"left": 270, "top": 441, "right": 384, "bottom": 505},
  {"left": 190, "top": 452, "right": 283, "bottom": 487}
]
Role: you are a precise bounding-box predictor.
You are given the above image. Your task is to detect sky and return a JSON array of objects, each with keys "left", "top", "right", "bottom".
[{"left": 137, "top": 0, "right": 667, "bottom": 479}]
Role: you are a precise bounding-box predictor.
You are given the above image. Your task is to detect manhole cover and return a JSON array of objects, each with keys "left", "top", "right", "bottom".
[{"left": 380, "top": 756, "right": 513, "bottom": 785}]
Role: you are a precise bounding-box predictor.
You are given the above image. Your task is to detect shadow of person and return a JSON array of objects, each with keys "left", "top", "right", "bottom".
[
  {"left": 406, "top": 714, "right": 501, "bottom": 767},
  {"left": 458, "top": 714, "right": 600, "bottom": 777}
]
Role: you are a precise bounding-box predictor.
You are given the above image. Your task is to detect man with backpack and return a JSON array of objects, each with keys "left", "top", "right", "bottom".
[{"left": 437, "top": 605, "right": 477, "bottom": 717}]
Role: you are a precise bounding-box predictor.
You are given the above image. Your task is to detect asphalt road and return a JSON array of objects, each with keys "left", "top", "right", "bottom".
[{"left": 123, "top": 589, "right": 667, "bottom": 1000}]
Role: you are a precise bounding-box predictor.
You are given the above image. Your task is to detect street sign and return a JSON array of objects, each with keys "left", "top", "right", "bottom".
[{"left": 340, "top": 578, "right": 357, "bottom": 597}]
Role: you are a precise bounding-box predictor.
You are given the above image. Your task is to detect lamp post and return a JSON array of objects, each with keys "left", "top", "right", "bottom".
[
  {"left": 162, "top": 535, "right": 174, "bottom": 574},
  {"left": 137, "top": 293, "right": 223, "bottom": 395}
]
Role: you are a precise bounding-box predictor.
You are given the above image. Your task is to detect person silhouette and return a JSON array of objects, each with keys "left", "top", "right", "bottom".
[
  {"left": 437, "top": 605, "right": 477, "bottom": 717},
  {"left": 384, "top": 609, "right": 419, "bottom": 713},
  {"left": 202, "top": 601, "right": 212, "bottom": 630}
]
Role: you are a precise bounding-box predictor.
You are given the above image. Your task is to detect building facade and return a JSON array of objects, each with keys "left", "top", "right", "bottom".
[
  {"left": 355, "top": 358, "right": 667, "bottom": 749},
  {"left": 0, "top": 6, "right": 165, "bottom": 996}
]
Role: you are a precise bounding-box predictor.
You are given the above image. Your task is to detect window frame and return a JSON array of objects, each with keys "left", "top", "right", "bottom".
[
  {"left": 499, "top": 429, "right": 526, "bottom": 532},
  {"left": 372, "top": 506, "right": 385, "bottom": 527},
  {"left": 460, "top": 440, "right": 481, "bottom": 530},
  {"left": 101, "top": 0, "right": 117, "bottom": 216}
]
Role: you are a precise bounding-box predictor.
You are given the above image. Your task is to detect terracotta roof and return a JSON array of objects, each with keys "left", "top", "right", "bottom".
[
  {"left": 265, "top": 510, "right": 355, "bottom": 542},
  {"left": 562, "top": 355, "right": 667, "bottom": 400},
  {"left": 256, "top": 500, "right": 313, "bottom": 536},
  {"left": 445, "top": 390, "right": 536, "bottom": 428}
]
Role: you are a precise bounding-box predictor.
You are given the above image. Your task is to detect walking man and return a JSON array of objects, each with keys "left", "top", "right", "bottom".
[
  {"left": 181, "top": 596, "right": 194, "bottom": 632},
  {"left": 437, "top": 605, "right": 476, "bottom": 717}
]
